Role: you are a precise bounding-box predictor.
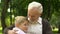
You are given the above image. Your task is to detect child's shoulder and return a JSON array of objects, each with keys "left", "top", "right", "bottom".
[{"left": 13, "top": 27, "right": 26, "bottom": 34}]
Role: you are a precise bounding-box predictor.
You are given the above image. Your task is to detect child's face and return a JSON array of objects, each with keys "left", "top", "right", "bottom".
[{"left": 19, "top": 20, "right": 29, "bottom": 32}]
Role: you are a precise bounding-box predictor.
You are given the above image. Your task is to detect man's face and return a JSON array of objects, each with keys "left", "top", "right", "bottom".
[{"left": 28, "top": 8, "right": 40, "bottom": 22}]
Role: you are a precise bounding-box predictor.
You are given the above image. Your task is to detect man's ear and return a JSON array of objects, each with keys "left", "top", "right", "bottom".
[{"left": 39, "top": 13, "right": 42, "bottom": 17}]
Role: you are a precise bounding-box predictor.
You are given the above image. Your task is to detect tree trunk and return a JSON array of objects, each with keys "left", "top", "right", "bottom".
[
  {"left": 10, "top": 2, "right": 12, "bottom": 25},
  {"left": 1, "top": 0, "right": 10, "bottom": 32}
]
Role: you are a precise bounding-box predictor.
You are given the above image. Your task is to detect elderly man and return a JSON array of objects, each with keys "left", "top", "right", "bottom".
[{"left": 4, "top": 1, "right": 52, "bottom": 34}]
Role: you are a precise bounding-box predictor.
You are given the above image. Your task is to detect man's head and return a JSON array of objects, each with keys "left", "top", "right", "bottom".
[{"left": 28, "top": 1, "right": 43, "bottom": 21}]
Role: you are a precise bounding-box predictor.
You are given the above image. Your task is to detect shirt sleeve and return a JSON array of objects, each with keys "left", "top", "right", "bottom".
[
  {"left": 3, "top": 24, "right": 15, "bottom": 34},
  {"left": 43, "top": 19, "right": 53, "bottom": 34}
]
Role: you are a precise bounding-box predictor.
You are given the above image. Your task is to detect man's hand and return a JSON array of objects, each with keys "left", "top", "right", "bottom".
[{"left": 8, "top": 30, "right": 17, "bottom": 34}]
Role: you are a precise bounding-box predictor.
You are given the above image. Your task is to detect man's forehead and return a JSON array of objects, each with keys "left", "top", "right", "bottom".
[
  {"left": 28, "top": 7, "right": 38, "bottom": 11},
  {"left": 28, "top": 10, "right": 39, "bottom": 15}
]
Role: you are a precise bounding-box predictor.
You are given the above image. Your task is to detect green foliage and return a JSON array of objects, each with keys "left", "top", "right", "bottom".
[
  {"left": 0, "top": 27, "right": 2, "bottom": 34},
  {"left": 0, "top": 0, "right": 60, "bottom": 33}
]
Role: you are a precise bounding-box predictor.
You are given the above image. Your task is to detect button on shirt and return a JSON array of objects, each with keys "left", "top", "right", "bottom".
[{"left": 28, "top": 17, "right": 42, "bottom": 34}]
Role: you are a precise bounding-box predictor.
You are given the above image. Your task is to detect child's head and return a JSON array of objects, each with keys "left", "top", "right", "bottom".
[{"left": 15, "top": 16, "right": 29, "bottom": 32}]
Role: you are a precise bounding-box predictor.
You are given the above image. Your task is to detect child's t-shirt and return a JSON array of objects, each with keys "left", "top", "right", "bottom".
[{"left": 13, "top": 27, "right": 26, "bottom": 34}]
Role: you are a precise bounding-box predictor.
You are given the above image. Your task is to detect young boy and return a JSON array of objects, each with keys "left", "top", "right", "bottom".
[{"left": 13, "top": 16, "right": 29, "bottom": 34}]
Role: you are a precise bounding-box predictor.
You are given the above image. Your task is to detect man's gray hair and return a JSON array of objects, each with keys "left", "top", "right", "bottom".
[{"left": 28, "top": 1, "right": 43, "bottom": 13}]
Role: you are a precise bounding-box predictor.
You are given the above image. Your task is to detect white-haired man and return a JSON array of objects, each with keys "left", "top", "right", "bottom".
[{"left": 4, "top": 1, "right": 52, "bottom": 34}]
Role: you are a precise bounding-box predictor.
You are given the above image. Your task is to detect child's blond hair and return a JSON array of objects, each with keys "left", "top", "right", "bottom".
[{"left": 15, "top": 16, "right": 29, "bottom": 25}]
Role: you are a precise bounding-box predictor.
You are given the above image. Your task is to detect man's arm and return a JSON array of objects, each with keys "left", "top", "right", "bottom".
[
  {"left": 43, "top": 19, "right": 53, "bottom": 34},
  {"left": 45, "top": 21, "right": 53, "bottom": 34},
  {"left": 4, "top": 24, "right": 15, "bottom": 34}
]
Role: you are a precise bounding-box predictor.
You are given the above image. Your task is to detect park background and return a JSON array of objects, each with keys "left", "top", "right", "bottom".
[{"left": 0, "top": 0, "right": 60, "bottom": 34}]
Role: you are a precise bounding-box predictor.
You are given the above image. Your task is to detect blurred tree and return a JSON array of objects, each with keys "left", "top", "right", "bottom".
[
  {"left": 50, "top": 0, "right": 60, "bottom": 33},
  {"left": 1, "top": 0, "right": 10, "bottom": 32}
]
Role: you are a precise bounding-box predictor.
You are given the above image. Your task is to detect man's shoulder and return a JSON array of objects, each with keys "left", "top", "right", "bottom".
[
  {"left": 6, "top": 24, "right": 15, "bottom": 30},
  {"left": 42, "top": 18, "right": 49, "bottom": 25},
  {"left": 42, "top": 19, "right": 48, "bottom": 23}
]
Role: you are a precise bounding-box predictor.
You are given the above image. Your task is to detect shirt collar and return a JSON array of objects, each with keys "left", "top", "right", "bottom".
[{"left": 37, "top": 17, "right": 42, "bottom": 24}]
